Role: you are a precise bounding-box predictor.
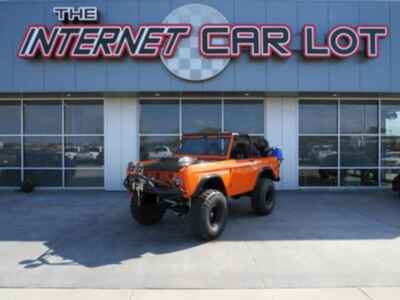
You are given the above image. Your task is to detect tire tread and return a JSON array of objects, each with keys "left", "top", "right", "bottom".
[
  {"left": 130, "top": 194, "right": 166, "bottom": 226},
  {"left": 251, "top": 177, "right": 275, "bottom": 216},
  {"left": 191, "top": 189, "right": 227, "bottom": 240}
]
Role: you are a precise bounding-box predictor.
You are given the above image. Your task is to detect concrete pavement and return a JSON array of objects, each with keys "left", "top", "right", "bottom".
[
  {"left": 1, "top": 287, "right": 400, "bottom": 300},
  {"left": 0, "top": 190, "right": 400, "bottom": 289}
]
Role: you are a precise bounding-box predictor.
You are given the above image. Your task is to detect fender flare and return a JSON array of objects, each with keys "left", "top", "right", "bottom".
[
  {"left": 256, "top": 167, "right": 278, "bottom": 184},
  {"left": 192, "top": 175, "right": 227, "bottom": 198}
]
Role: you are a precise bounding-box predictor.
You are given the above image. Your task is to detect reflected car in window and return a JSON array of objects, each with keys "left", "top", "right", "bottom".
[
  {"left": 0, "top": 138, "right": 21, "bottom": 167},
  {"left": 310, "top": 144, "right": 337, "bottom": 161},
  {"left": 382, "top": 151, "right": 400, "bottom": 166},
  {"left": 148, "top": 146, "right": 173, "bottom": 159},
  {"left": 65, "top": 146, "right": 80, "bottom": 161},
  {"left": 75, "top": 146, "right": 102, "bottom": 161}
]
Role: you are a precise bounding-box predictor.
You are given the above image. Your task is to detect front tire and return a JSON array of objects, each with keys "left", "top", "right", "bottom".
[
  {"left": 190, "top": 189, "right": 228, "bottom": 241},
  {"left": 251, "top": 178, "right": 275, "bottom": 215},
  {"left": 130, "top": 193, "right": 166, "bottom": 226}
]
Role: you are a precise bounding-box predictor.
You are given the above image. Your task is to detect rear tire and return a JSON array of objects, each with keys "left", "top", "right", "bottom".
[
  {"left": 190, "top": 189, "right": 228, "bottom": 241},
  {"left": 251, "top": 178, "right": 275, "bottom": 215},
  {"left": 130, "top": 193, "right": 166, "bottom": 226}
]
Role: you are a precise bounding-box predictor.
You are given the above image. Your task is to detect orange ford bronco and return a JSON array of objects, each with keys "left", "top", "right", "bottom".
[{"left": 124, "top": 132, "right": 282, "bottom": 240}]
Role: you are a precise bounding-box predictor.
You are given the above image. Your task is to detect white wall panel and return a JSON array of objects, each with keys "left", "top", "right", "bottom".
[
  {"left": 266, "top": 97, "right": 283, "bottom": 147},
  {"left": 121, "top": 97, "right": 139, "bottom": 176},
  {"left": 104, "top": 97, "right": 138, "bottom": 191},
  {"left": 282, "top": 98, "right": 299, "bottom": 189},
  {"left": 265, "top": 97, "right": 299, "bottom": 190}
]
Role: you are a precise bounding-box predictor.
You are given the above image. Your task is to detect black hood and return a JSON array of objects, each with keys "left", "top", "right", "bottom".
[{"left": 144, "top": 156, "right": 199, "bottom": 172}]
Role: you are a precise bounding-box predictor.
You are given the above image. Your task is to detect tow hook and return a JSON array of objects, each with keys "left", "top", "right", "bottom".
[{"left": 131, "top": 179, "right": 144, "bottom": 206}]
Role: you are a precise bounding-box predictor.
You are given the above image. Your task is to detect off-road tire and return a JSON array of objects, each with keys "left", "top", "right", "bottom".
[
  {"left": 130, "top": 193, "right": 166, "bottom": 226},
  {"left": 251, "top": 178, "right": 275, "bottom": 216},
  {"left": 190, "top": 189, "right": 228, "bottom": 241}
]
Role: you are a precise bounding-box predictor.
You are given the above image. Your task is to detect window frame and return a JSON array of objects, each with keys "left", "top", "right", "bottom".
[
  {"left": 339, "top": 100, "right": 379, "bottom": 134},
  {"left": 0, "top": 100, "right": 21, "bottom": 135},
  {"left": 299, "top": 97, "right": 400, "bottom": 188},
  {"left": 139, "top": 99, "right": 180, "bottom": 135},
  {"left": 0, "top": 97, "right": 104, "bottom": 189},
  {"left": 138, "top": 97, "right": 265, "bottom": 162},
  {"left": 64, "top": 100, "right": 104, "bottom": 135}
]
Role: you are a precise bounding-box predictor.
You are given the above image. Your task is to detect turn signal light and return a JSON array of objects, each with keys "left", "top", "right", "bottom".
[{"left": 174, "top": 176, "right": 182, "bottom": 187}]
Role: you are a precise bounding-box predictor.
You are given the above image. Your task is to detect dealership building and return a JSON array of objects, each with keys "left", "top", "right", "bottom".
[{"left": 0, "top": 0, "right": 400, "bottom": 190}]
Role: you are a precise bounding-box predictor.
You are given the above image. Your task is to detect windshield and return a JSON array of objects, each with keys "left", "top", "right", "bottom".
[{"left": 177, "top": 136, "right": 230, "bottom": 156}]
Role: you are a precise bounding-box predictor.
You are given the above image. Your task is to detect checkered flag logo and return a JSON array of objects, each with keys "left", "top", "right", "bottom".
[{"left": 161, "top": 4, "right": 230, "bottom": 81}]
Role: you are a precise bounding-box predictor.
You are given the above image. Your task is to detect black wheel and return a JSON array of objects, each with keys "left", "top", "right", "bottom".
[
  {"left": 130, "top": 193, "right": 166, "bottom": 226},
  {"left": 251, "top": 177, "right": 275, "bottom": 216},
  {"left": 190, "top": 189, "right": 228, "bottom": 241}
]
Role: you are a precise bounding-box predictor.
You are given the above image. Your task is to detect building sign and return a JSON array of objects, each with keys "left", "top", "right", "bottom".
[
  {"left": 53, "top": 6, "right": 98, "bottom": 22},
  {"left": 17, "top": 4, "right": 389, "bottom": 81},
  {"left": 19, "top": 24, "right": 192, "bottom": 59}
]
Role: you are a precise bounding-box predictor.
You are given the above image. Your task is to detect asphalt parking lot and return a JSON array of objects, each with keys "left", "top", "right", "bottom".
[{"left": 0, "top": 189, "right": 400, "bottom": 289}]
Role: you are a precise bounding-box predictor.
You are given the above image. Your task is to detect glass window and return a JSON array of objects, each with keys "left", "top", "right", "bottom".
[
  {"left": 340, "top": 169, "right": 378, "bottom": 186},
  {"left": 24, "top": 136, "right": 62, "bottom": 167},
  {"left": 381, "top": 169, "right": 400, "bottom": 187},
  {"left": 224, "top": 100, "right": 264, "bottom": 134},
  {"left": 0, "top": 170, "right": 21, "bottom": 187},
  {"left": 139, "top": 99, "right": 265, "bottom": 165},
  {"left": 0, "top": 136, "right": 21, "bottom": 167},
  {"left": 140, "top": 100, "right": 179, "bottom": 134},
  {"left": 65, "top": 136, "right": 104, "bottom": 168},
  {"left": 382, "top": 136, "right": 400, "bottom": 167},
  {"left": 382, "top": 101, "right": 400, "bottom": 135},
  {"left": 299, "top": 99, "right": 384, "bottom": 187},
  {"left": 140, "top": 136, "right": 179, "bottom": 160},
  {"left": 24, "top": 170, "right": 62, "bottom": 187},
  {"left": 182, "top": 100, "right": 221, "bottom": 133},
  {"left": 65, "top": 169, "right": 104, "bottom": 187},
  {"left": 0, "top": 101, "right": 20, "bottom": 134},
  {"left": 340, "top": 136, "right": 378, "bottom": 167},
  {"left": 299, "top": 169, "right": 338, "bottom": 186},
  {"left": 0, "top": 99, "right": 106, "bottom": 188},
  {"left": 340, "top": 101, "right": 378, "bottom": 134},
  {"left": 24, "top": 101, "right": 62, "bottom": 134},
  {"left": 65, "top": 101, "right": 103, "bottom": 134},
  {"left": 299, "top": 136, "right": 338, "bottom": 167},
  {"left": 299, "top": 100, "right": 337, "bottom": 134},
  {"left": 178, "top": 136, "right": 230, "bottom": 156}
]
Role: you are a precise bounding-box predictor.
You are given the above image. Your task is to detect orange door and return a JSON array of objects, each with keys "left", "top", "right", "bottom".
[
  {"left": 228, "top": 135, "right": 261, "bottom": 196},
  {"left": 229, "top": 159, "right": 258, "bottom": 196}
]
